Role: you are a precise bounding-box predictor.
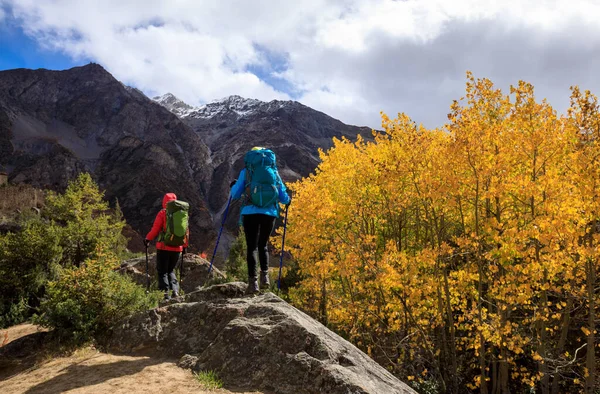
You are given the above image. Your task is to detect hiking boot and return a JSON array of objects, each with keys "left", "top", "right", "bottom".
[
  {"left": 163, "top": 291, "right": 171, "bottom": 301},
  {"left": 259, "top": 271, "right": 270, "bottom": 289},
  {"left": 172, "top": 290, "right": 179, "bottom": 298},
  {"left": 246, "top": 277, "right": 259, "bottom": 294}
]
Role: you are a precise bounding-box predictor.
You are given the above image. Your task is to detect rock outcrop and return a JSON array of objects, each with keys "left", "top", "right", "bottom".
[{"left": 108, "top": 282, "right": 416, "bottom": 394}]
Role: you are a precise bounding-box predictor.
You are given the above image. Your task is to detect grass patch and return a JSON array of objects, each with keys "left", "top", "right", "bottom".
[
  {"left": 119, "top": 250, "right": 146, "bottom": 260},
  {"left": 194, "top": 370, "right": 223, "bottom": 390}
]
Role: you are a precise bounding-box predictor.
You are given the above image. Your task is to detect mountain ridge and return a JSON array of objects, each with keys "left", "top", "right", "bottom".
[{"left": 153, "top": 92, "right": 368, "bottom": 128}]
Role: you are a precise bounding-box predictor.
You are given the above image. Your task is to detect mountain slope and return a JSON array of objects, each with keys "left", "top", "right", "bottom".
[
  {"left": 0, "top": 64, "right": 215, "bottom": 250},
  {"left": 152, "top": 93, "right": 196, "bottom": 118},
  {"left": 154, "top": 94, "right": 373, "bottom": 217}
]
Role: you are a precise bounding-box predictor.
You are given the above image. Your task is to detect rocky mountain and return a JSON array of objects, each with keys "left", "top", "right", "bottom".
[
  {"left": 153, "top": 93, "right": 372, "bottom": 231},
  {"left": 0, "top": 64, "right": 215, "bottom": 251},
  {"left": 152, "top": 93, "right": 195, "bottom": 118}
]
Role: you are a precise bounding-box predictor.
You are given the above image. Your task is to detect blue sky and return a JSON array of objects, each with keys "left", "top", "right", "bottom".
[
  {"left": 0, "top": 16, "right": 81, "bottom": 71},
  {"left": 2, "top": 0, "right": 600, "bottom": 129},
  {"left": 244, "top": 45, "right": 299, "bottom": 99}
]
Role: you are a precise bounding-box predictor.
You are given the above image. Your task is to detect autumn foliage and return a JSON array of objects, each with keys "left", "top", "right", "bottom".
[{"left": 287, "top": 73, "right": 600, "bottom": 393}]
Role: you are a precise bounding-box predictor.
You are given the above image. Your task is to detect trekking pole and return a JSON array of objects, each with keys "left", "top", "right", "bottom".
[
  {"left": 277, "top": 204, "right": 290, "bottom": 292},
  {"left": 145, "top": 243, "right": 150, "bottom": 291},
  {"left": 206, "top": 195, "right": 233, "bottom": 282},
  {"left": 180, "top": 248, "right": 186, "bottom": 293}
]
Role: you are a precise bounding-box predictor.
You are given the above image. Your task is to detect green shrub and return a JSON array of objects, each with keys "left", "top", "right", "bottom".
[
  {"left": 0, "top": 173, "right": 129, "bottom": 328},
  {"left": 44, "top": 173, "right": 127, "bottom": 267},
  {"left": 35, "top": 253, "right": 161, "bottom": 342},
  {"left": 410, "top": 378, "right": 441, "bottom": 394},
  {"left": 224, "top": 228, "right": 248, "bottom": 281},
  {"left": 276, "top": 255, "right": 302, "bottom": 297},
  {"left": 0, "top": 297, "right": 29, "bottom": 328},
  {"left": 0, "top": 217, "right": 63, "bottom": 328}
]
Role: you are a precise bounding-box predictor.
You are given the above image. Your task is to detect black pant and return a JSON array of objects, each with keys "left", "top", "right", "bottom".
[
  {"left": 243, "top": 214, "right": 277, "bottom": 278},
  {"left": 156, "top": 249, "right": 180, "bottom": 292}
]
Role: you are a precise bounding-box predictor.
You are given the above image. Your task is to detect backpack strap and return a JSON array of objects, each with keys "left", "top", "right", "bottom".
[
  {"left": 158, "top": 208, "right": 167, "bottom": 242},
  {"left": 274, "top": 171, "right": 284, "bottom": 212},
  {"left": 243, "top": 169, "right": 252, "bottom": 206}
]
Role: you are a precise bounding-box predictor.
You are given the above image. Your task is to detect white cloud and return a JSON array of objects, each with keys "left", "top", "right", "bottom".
[{"left": 3, "top": 0, "right": 600, "bottom": 128}]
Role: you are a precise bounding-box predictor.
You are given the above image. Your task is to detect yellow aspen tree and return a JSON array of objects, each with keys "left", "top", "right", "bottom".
[
  {"left": 286, "top": 73, "right": 600, "bottom": 394},
  {"left": 566, "top": 87, "right": 600, "bottom": 394}
]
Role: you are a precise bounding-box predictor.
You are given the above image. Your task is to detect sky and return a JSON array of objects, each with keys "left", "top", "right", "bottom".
[{"left": 1, "top": 0, "right": 600, "bottom": 129}]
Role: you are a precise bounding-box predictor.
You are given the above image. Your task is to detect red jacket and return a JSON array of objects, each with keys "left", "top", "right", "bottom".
[{"left": 146, "top": 193, "right": 188, "bottom": 252}]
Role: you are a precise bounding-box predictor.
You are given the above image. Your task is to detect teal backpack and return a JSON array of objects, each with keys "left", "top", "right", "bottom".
[
  {"left": 244, "top": 148, "right": 280, "bottom": 208},
  {"left": 161, "top": 200, "right": 189, "bottom": 246}
]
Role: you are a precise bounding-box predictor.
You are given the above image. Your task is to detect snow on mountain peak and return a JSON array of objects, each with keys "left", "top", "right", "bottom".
[
  {"left": 189, "top": 95, "right": 265, "bottom": 119},
  {"left": 154, "top": 93, "right": 296, "bottom": 121},
  {"left": 210, "top": 95, "right": 261, "bottom": 107},
  {"left": 152, "top": 93, "right": 195, "bottom": 118}
]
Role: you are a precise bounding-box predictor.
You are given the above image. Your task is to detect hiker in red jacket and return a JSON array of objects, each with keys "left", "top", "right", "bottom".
[{"left": 145, "top": 193, "right": 188, "bottom": 300}]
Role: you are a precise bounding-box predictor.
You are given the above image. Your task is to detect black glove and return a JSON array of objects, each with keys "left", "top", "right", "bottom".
[
  {"left": 143, "top": 239, "right": 150, "bottom": 248},
  {"left": 230, "top": 180, "right": 236, "bottom": 188}
]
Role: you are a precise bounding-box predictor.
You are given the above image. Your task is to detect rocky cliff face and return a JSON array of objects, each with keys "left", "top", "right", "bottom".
[
  {"left": 108, "top": 283, "right": 416, "bottom": 394},
  {"left": 0, "top": 64, "right": 215, "bottom": 250}
]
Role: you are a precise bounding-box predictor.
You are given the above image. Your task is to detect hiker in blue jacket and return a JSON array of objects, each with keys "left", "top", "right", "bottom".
[{"left": 230, "top": 147, "right": 290, "bottom": 294}]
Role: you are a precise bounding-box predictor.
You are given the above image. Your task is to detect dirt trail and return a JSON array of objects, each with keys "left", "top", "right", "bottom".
[{"left": 0, "top": 324, "right": 260, "bottom": 394}]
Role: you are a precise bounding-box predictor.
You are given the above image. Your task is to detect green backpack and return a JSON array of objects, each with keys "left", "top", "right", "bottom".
[{"left": 161, "top": 200, "right": 189, "bottom": 246}]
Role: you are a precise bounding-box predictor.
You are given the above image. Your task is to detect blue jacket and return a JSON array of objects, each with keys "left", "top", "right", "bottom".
[{"left": 230, "top": 168, "right": 290, "bottom": 217}]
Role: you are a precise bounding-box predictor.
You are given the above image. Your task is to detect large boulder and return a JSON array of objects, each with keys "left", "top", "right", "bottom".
[
  {"left": 118, "top": 253, "right": 225, "bottom": 293},
  {"left": 107, "top": 283, "right": 416, "bottom": 394}
]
